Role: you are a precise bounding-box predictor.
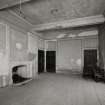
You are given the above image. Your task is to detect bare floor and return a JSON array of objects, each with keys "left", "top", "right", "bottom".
[{"left": 0, "top": 72, "right": 105, "bottom": 105}]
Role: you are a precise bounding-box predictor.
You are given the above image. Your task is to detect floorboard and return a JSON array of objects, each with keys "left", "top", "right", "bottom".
[{"left": 0, "top": 72, "right": 105, "bottom": 105}]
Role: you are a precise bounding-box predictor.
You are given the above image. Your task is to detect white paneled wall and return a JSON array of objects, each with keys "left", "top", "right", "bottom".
[
  {"left": 38, "top": 38, "right": 45, "bottom": 50},
  {"left": 28, "top": 33, "right": 39, "bottom": 77},
  {"left": 28, "top": 33, "right": 38, "bottom": 54},
  {"left": 0, "top": 23, "right": 9, "bottom": 87},
  {"left": 57, "top": 39, "right": 82, "bottom": 71},
  {"left": 46, "top": 41, "right": 57, "bottom": 51},
  {"left": 83, "top": 38, "right": 98, "bottom": 49},
  {"left": 0, "top": 23, "right": 6, "bottom": 50},
  {"left": 56, "top": 37, "right": 98, "bottom": 72}
]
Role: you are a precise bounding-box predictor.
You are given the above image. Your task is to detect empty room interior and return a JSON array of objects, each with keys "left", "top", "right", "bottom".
[{"left": 1, "top": 0, "right": 105, "bottom": 105}]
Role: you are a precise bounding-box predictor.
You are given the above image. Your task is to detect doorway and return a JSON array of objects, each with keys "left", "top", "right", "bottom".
[
  {"left": 83, "top": 49, "right": 97, "bottom": 77},
  {"left": 38, "top": 50, "right": 45, "bottom": 73},
  {"left": 46, "top": 51, "right": 56, "bottom": 73}
]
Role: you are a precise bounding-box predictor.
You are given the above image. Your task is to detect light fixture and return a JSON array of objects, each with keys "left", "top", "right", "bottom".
[
  {"left": 51, "top": 8, "right": 58, "bottom": 15},
  {"left": 68, "top": 34, "right": 76, "bottom": 38},
  {"left": 18, "top": 0, "right": 25, "bottom": 18},
  {"left": 56, "top": 33, "right": 66, "bottom": 38},
  {"left": 78, "top": 30, "right": 98, "bottom": 37},
  {"left": 19, "top": 0, "right": 22, "bottom": 15}
]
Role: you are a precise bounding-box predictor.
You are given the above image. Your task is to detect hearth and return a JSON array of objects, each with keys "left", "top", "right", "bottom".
[
  {"left": 9, "top": 61, "right": 33, "bottom": 85},
  {"left": 12, "top": 65, "right": 29, "bottom": 84}
]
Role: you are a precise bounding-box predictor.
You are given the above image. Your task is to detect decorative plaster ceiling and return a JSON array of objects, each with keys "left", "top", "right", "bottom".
[
  {"left": 8, "top": 0, "right": 105, "bottom": 25},
  {"left": 0, "top": 0, "right": 104, "bottom": 39}
]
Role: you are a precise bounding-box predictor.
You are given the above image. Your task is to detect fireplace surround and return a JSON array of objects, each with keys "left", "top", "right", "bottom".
[{"left": 9, "top": 61, "right": 33, "bottom": 85}]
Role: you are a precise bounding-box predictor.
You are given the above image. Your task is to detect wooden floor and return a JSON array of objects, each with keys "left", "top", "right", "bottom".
[{"left": 0, "top": 72, "right": 105, "bottom": 105}]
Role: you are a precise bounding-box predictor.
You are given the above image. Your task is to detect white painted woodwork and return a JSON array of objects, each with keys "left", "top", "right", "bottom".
[
  {"left": 33, "top": 15, "right": 105, "bottom": 31},
  {"left": 56, "top": 37, "right": 98, "bottom": 71},
  {"left": 9, "top": 61, "right": 33, "bottom": 85}
]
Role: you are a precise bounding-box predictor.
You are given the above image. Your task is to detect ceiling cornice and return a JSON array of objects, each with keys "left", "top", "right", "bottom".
[
  {"left": 32, "top": 15, "right": 105, "bottom": 32},
  {"left": 8, "top": 10, "right": 33, "bottom": 26},
  {"left": 0, "top": 10, "right": 33, "bottom": 32},
  {"left": 0, "top": 0, "right": 31, "bottom": 10}
]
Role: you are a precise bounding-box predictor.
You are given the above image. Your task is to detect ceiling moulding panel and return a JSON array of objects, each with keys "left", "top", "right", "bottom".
[
  {"left": 78, "top": 30, "right": 98, "bottom": 37},
  {"left": 45, "top": 39, "right": 57, "bottom": 41},
  {"left": 32, "top": 15, "right": 105, "bottom": 32},
  {"left": 0, "top": 0, "right": 31, "bottom": 10}
]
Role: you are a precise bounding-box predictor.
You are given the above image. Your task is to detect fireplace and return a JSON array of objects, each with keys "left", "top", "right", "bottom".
[
  {"left": 9, "top": 61, "right": 33, "bottom": 85},
  {"left": 12, "top": 65, "right": 30, "bottom": 84}
]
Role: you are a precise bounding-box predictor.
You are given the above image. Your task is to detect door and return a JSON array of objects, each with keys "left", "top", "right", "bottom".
[
  {"left": 46, "top": 51, "right": 56, "bottom": 73},
  {"left": 83, "top": 49, "right": 97, "bottom": 76},
  {"left": 38, "top": 50, "right": 44, "bottom": 73}
]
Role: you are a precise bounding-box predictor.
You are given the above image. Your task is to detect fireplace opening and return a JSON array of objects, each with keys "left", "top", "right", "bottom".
[{"left": 12, "top": 65, "right": 30, "bottom": 84}]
